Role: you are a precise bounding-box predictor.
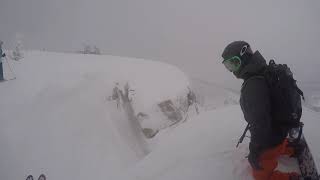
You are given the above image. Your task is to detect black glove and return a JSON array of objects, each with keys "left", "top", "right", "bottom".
[
  {"left": 2, "top": 53, "right": 5, "bottom": 57},
  {"left": 248, "top": 151, "right": 263, "bottom": 170}
]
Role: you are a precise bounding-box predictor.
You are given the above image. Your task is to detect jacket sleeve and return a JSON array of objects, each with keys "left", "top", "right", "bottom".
[{"left": 240, "top": 77, "right": 272, "bottom": 155}]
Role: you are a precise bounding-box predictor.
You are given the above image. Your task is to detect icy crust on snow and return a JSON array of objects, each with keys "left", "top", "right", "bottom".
[
  {"left": 0, "top": 51, "right": 190, "bottom": 180},
  {"left": 118, "top": 105, "right": 320, "bottom": 180}
]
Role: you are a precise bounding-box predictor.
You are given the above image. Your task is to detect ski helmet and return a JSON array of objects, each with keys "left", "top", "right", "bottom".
[{"left": 222, "top": 41, "right": 253, "bottom": 72}]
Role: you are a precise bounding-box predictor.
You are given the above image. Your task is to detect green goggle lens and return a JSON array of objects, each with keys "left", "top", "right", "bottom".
[{"left": 222, "top": 56, "right": 242, "bottom": 72}]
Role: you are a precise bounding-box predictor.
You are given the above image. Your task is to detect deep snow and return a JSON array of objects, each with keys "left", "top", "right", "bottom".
[
  {"left": 0, "top": 51, "right": 189, "bottom": 180},
  {"left": 0, "top": 51, "right": 319, "bottom": 180},
  {"left": 117, "top": 105, "right": 320, "bottom": 180}
]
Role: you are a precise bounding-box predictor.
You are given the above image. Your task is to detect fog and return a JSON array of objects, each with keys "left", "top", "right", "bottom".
[{"left": 1, "top": 0, "right": 320, "bottom": 88}]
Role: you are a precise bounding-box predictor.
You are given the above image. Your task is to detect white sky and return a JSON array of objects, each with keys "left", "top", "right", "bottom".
[{"left": 1, "top": 0, "right": 320, "bottom": 87}]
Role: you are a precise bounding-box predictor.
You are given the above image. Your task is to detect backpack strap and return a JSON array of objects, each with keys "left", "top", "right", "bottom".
[{"left": 295, "top": 84, "right": 305, "bottom": 101}]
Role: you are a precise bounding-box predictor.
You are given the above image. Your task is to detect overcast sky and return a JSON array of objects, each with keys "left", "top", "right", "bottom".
[{"left": 1, "top": 0, "right": 320, "bottom": 87}]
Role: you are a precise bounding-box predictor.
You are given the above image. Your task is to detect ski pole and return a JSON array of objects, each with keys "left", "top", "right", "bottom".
[{"left": 236, "top": 123, "right": 250, "bottom": 148}]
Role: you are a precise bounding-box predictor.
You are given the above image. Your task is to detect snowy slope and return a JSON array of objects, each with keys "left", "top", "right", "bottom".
[
  {"left": 1, "top": 51, "right": 319, "bottom": 180},
  {"left": 117, "top": 105, "right": 320, "bottom": 180},
  {"left": 0, "top": 51, "right": 189, "bottom": 180},
  {"left": 300, "top": 82, "right": 320, "bottom": 112}
]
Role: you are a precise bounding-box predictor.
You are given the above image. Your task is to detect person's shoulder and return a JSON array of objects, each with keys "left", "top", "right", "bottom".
[{"left": 241, "top": 76, "right": 267, "bottom": 92}]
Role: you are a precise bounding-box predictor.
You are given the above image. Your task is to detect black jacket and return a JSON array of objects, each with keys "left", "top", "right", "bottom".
[{"left": 239, "top": 51, "right": 288, "bottom": 155}]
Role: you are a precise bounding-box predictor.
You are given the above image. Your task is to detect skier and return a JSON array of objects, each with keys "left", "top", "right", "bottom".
[
  {"left": 221, "top": 41, "right": 302, "bottom": 180},
  {"left": 0, "top": 41, "right": 6, "bottom": 81}
]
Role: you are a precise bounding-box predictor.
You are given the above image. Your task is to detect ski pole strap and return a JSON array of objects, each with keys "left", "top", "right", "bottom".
[{"left": 236, "top": 123, "right": 250, "bottom": 148}]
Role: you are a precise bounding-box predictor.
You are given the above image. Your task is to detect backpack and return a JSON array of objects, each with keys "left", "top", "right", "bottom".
[
  {"left": 263, "top": 59, "right": 304, "bottom": 128},
  {"left": 236, "top": 60, "right": 305, "bottom": 147}
]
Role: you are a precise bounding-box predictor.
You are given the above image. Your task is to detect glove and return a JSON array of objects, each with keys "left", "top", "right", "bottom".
[
  {"left": 248, "top": 151, "right": 263, "bottom": 170},
  {"left": 2, "top": 53, "right": 5, "bottom": 57}
]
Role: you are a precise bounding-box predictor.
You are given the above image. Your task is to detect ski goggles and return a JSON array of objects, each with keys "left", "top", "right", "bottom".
[{"left": 222, "top": 56, "right": 242, "bottom": 72}]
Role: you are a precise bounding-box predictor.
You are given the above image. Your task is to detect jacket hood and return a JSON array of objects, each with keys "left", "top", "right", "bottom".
[{"left": 234, "top": 51, "right": 267, "bottom": 80}]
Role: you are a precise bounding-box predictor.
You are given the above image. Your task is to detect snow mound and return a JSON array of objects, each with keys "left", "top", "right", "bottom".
[{"left": 0, "top": 51, "right": 190, "bottom": 180}]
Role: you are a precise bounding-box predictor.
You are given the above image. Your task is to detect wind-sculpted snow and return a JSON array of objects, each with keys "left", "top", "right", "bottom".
[
  {"left": 108, "top": 83, "right": 150, "bottom": 158},
  {"left": 0, "top": 51, "right": 189, "bottom": 180},
  {"left": 117, "top": 106, "right": 254, "bottom": 180}
]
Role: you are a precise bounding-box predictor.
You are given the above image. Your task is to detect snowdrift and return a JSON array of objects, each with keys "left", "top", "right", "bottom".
[{"left": 0, "top": 51, "right": 190, "bottom": 180}]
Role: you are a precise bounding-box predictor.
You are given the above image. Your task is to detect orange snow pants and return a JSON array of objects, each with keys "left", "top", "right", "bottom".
[{"left": 252, "top": 139, "right": 298, "bottom": 180}]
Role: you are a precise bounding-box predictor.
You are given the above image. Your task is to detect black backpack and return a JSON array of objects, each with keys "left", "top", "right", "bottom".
[
  {"left": 264, "top": 60, "right": 304, "bottom": 128},
  {"left": 236, "top": 60, "right": 305, "bottom": 147}
]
